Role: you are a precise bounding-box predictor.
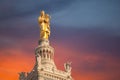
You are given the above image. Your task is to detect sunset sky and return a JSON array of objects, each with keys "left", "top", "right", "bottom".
[{"left": 0, "top": 0, "right": 120, "bottom": 80}]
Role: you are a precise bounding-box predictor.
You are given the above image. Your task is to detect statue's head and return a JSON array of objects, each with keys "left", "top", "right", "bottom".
[
  {"left": 41, "top": 10, "right": 45, "bottom": 16},
  {"left": 45, "top": 14, "right": 50, "bottom": 19}
]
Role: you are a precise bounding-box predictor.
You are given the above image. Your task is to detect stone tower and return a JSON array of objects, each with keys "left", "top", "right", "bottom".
[{"left": 18, "top": 11, "right": 73, "bottom": 80}]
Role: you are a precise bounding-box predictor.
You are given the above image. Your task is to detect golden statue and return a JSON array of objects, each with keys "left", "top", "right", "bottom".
[{"left": 38, "top": 10, "right": 50, "bottom": 40}]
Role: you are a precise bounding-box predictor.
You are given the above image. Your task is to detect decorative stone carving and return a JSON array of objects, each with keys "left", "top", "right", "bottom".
[{"left": 64, "top": 62, "right": 72, "bottom": 73}]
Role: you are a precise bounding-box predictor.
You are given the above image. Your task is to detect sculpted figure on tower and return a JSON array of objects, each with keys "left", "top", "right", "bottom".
[{"left": 38, "top": 10, "right": 50, "bottom": 40}]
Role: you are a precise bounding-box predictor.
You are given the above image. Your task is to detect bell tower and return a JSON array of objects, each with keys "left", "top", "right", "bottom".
[
  {"left": 36, "top": 39, "right": 56, "bottom": 70},
  {"left": 18, "top": 11, "right": 73, "bottom": 80}
]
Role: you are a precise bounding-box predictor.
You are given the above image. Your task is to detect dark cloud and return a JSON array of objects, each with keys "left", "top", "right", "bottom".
[
  {"left": 51, "top": 0, "right": 120, "bottom": 34},
  {"left": 0, "top": 0, "right": 75, "bottom": 41},
  {"left": 50, "top": 26, "right": 120, "bottom": 57},
  {"left": 0, "top": 0, "right": 74, "bottom": 20},
  {"left": 1, "top": 0, "right": 120, "bottom": 38}
]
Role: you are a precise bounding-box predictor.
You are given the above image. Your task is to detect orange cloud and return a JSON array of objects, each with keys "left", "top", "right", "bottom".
[
  {"left": 0, "top": 49, "right": 34, "bottom": 80},
  {"left": 0, "top": 42, "right": 120, "bottom": 80}
]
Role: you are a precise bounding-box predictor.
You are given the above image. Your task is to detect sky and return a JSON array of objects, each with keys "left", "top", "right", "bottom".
[{"left": 0, "top": 0, "right": 120, "bottom": 80}]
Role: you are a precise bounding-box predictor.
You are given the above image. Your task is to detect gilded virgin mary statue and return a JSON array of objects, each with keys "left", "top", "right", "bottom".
[{"left": 38, "top": 10, "right": 50, "bottom": 40}]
